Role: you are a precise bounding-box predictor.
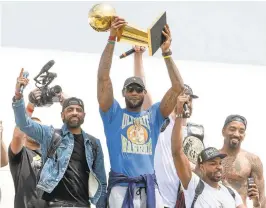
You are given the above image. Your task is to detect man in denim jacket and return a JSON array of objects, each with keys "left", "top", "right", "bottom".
[{"left": 12, "top": 69, "right": 107, "bottom": 207}]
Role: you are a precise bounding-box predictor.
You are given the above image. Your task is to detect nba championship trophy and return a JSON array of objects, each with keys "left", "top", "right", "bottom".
[{"left": 88, "top": 3, "right": 167, "bottom": 56}]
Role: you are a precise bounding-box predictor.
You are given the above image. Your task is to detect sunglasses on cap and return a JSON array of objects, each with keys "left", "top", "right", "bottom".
[{"left": 125, "top": 85, "right": 144, "bottom": 93}]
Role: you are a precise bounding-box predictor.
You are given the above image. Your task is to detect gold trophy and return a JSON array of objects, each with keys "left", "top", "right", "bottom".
[{"left": 88, "top": 3, "right": 167, "bottom": 56}]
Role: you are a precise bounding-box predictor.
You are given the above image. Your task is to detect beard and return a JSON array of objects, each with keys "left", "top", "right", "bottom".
[
  {"left": 229, "top": 138, "right": 241, "bottom": 149},
  {"left": 125, "top": 96, "right": 144, "bottom": 109},
  {"left": 64, "top": 116, "right": 84, "bottom": 128},
  {"left": 206, "top": 170, "right": 222, "bottom": 182}
]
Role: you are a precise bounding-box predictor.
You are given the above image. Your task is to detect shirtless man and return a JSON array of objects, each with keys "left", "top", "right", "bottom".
[{"left": 220, "top": 114, "right": 265, "bottom": 207}]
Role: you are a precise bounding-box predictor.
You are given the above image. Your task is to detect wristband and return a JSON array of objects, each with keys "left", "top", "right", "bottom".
[
  {"left": 108, "top": 36, "right": 116, "bottom": 41},
  {"left": 163, "top": 55, "right": 171, "bottom": 59},
  {"left": 15, "top": 90, "right": 21, "bottom": 97},
  {"left": 162, "top": 49, "right": 172, "bottom": 57},
  {"left": 108, "top": 40, "right": 115, "bottom": 45}
]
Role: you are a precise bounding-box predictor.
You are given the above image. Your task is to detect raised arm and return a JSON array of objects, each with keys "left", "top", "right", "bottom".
[
  {"left": 160, "top": 25, "right": 184, "bottom": 118},
  {"left": 97, "top": 17, "right": 126, "bottom": 112},
  {"left": 250, "top": 155, "right": 265, "bottom": 207},
  {"left": 133, "top": 46, "right": 153, "bottom": 110},
  {"left": 13, "top": 69, "right": 51, "bottom": 144},
  {"left": 171, "top": 95, "right": 192, "bottom": 189},
  {"left": 0, "top": 122, "right": 8, "bottom": 167}
]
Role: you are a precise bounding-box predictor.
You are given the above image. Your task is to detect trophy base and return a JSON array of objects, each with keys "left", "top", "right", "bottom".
[
  {"left": 116, "top": 11, "right": 167, "bottom": 56},
  {"left": 148, "top": 12, "right": 167, "bottom": 56}
]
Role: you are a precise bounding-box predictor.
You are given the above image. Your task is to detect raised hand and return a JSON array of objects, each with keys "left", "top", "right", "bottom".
[
  {"left": 110, "top": 16, "right": 127, "bottom": 37},
  {"left": 161, "top": 24, "right": 172, "bottom": 53},
  {"left": 15, "top": 68, "right": 29, "bottom": 99},
  {"left": 133, "top": 45, "right": 146, "bottom": 54},
  {"left": 28, "top": 88, "right": 42, "bottom": 105}
]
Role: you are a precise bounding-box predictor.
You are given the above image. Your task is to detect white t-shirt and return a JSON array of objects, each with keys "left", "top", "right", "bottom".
[
  {"left": 183, "top": 173, "right": 243, "bottom": 208},
  {"left": 154, "top": 117, "right": 188, "bottom": 207}
]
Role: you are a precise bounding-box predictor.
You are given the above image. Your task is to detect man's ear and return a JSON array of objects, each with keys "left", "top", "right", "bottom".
[
  {"left": 122, "top": 89, "right": 125, "bottom": 97},
  {"left": 222, "top": 128, "right": 225, "bottom": 137},
  {"left": 61, "top": 112, "right": 64, "bottom": 120}
]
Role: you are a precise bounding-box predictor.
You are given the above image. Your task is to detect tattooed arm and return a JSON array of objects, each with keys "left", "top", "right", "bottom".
[
  {"left": 97, "top": 16, "right": 126, "bottom": 112},
  {"left": 250, "top": 154, "right": 265, "bottom": 207},
  {"left": 160, "top": 25, "right": 184, "bottom": 118}
]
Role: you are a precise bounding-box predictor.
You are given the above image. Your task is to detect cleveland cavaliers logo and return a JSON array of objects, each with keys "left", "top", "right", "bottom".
[{"left": 127, "top": 118, "right": 148, "bottom": 145}]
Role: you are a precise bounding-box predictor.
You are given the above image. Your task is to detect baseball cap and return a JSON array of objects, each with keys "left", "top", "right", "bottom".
[
  {"left": 62, "top": 97, "right": 84, "bottom": 112},
  {"left": 123, "top": 76, "right": 145, "bottom": 89},
  {"left": 184, "top": 84, "right": 198, "bottom": 99},
  {"left": 198, "top": 147, "right": 227, "bottom": 164},
  {"left": 223, "top": 114, "right": 247, "bottom": 129}
]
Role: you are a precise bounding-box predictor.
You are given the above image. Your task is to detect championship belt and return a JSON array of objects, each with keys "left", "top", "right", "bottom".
[{"left": 183, "top": 123, "right": 205, "bottom": 164}]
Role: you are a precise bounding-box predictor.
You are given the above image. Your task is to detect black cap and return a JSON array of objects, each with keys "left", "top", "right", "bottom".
[
  {"left": 184, "top": 84, "right": 198, "bottom": 99},
  {"left": 198, "top": 147, "right": 227, "bottom": 164},
  {"left": 223, "top": 114, "right": 247, "bottom": 129},
  {"left": 62, "top": 97, "right": 84, "bottom": 112},
  {"left": 123, "top": 76, "right": 145, "bottom": 89}
]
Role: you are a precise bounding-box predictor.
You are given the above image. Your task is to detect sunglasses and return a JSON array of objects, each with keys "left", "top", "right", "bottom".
[{"left": 125, "top": 85, "right": 144, "bottom": 93}]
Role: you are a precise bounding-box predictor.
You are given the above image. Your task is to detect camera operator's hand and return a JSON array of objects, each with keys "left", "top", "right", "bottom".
[
  {"left": 28, "top": 88, "right": 42, "bottom": 106},
  {"left": 57, "top": 92, "right": 69, "bottom": 106},
  {"left": 15, "top": 68, "right": 29, "bottom": 100}
]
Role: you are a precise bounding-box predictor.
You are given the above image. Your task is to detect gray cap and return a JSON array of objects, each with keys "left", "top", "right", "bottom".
[
  {"left": 198, "top": 147, "right": 227, "bottom": 164},
  {"left": 123, "top": 76, "right": 145, "bottom": 89},
  {"left": 184, "top": 84, "right": 198, "bottom": 99},
  {"left": 62, "top": 97, "right": 84, "bottom": 112},
  {"left": 223, "top": 114, "right": 247, "bottom": 129}
]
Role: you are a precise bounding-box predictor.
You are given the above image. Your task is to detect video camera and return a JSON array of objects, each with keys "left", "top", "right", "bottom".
[{"left": 30, "top": 60, "right": 62, "bottom": 107}]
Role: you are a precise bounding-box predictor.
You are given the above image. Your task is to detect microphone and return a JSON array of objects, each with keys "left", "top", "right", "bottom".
[
  {"left": 183, "top": 103, "right": 190, "bottom": 118},
  {"left": 119, "top": 48, "right": 136, "bottom": 59},
  {"left": 20, "top": 71, "right": 29, "bottom": 94},
  {"left": 40, "top": 60, "right": 55, "bottom": 74}
]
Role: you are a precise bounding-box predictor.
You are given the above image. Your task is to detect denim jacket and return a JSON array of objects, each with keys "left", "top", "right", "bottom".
[{"left": 12, "top": 98, "right": 107, "bottom": 208}]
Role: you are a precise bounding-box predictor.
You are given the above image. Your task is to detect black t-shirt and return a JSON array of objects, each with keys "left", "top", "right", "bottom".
[
  {"left": 8, "top": 145, "right": 47, "bottom": 208},
  {"left": 43, "top": 134, "right": 90, "bottom": 206}
]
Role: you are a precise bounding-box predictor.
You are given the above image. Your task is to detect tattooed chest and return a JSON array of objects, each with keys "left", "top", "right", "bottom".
[{"left": 222, "top": 156, "right": 251, "bottom": 192}]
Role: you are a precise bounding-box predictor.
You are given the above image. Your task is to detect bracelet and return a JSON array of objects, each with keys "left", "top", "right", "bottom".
[
  {"left": 15, "top": 90, "right": 21, "bottom": 97},
  {"left": 162, "top": 49, "right": 172, "bottom": 57},
  {"left": 163, "top": 55, "right": 171, "bottom": 59},
  {"left": 108, "top": 36, "right": 116, "bottom": 41},
  {"left": 108, "top": 40, "right": 115, "bottom": 45}
]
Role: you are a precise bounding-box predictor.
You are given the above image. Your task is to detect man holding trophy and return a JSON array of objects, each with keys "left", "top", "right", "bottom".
[{"left": 94, "top": 4, "right": 185, "bottom": 206}]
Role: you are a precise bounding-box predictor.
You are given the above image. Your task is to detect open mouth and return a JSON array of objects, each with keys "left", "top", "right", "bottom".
[
  {"left": 231, "top": 138, "right": 240, "bottom": 144},
  {"left": 214, "top": 171, "right": 222, "bottom": 178}
]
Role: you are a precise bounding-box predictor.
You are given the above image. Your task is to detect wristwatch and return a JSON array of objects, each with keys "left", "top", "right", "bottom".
[
  {"left": 176, "top": 113, "right": 183, "bottom": 118},
  {"left": 12, "top": 95, "right": 22, "bottom": 103}
]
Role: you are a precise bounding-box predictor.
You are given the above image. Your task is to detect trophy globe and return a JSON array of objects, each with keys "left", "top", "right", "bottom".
[{"left": 88, "top": 3, "right": 116, "bottom": 32}]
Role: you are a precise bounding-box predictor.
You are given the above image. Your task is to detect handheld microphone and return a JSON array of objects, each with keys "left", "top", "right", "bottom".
[
  {"left": 183, "top": 103, "right": 190, "bottom": 118},
  {"left": 119, "top": 48, "right": 136, "bottom": 59},
  {"left": 20, "top": 71, "right": 29, "bottom": 94}
]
